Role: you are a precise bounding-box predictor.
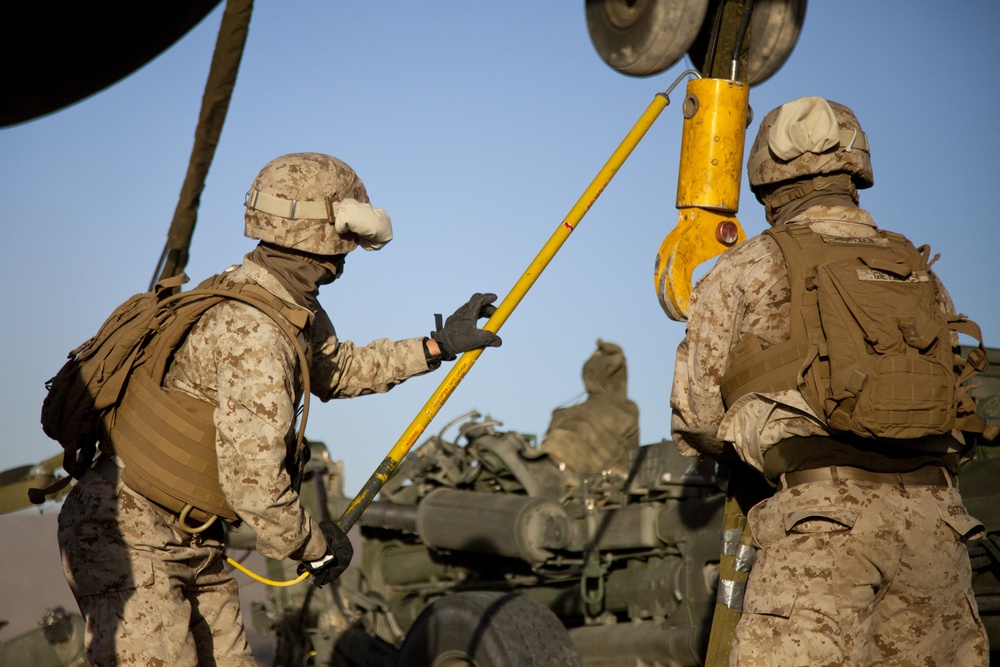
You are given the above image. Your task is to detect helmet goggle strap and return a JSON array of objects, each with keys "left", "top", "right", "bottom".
[
  {"left": 246, "top": 189, "right": 391, "bottom": 251},
  {"left": 245, "top": 188, "right": 331, "bottom": 221}
]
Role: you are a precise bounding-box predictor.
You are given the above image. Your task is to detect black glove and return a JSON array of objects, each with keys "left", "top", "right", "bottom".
[
  {"left": 297, "top": 520, "right": 354, "bottom": 588},
  {"left": 430, "top": 293, "right": 503, "bottom": 361}
]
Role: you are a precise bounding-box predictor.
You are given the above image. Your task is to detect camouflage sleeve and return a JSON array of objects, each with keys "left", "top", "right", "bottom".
[
  {"left": 670, "top": 311, "right": 733, "bottom": 459},
  {"left": 207, "top": 303, "right": 328, "bottom": 562},
  {"left": 308, "top": 307, "right": 432, "bottom": 401},
  {"left": 670, "top": 237, "right": 789, "bottom": 460}
]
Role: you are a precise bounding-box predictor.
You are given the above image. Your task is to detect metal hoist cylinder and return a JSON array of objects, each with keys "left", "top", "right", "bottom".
[
  {"left": 676, "top": 78, "right": 749, "bottom": 212},
  {"left": 655, "top": 77, "right": 750, "bottom": 322}
]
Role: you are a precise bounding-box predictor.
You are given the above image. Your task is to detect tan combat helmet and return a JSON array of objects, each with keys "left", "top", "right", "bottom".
[
  {"left": 245, "top": 152, "right": 392, "bottom": 255},
  {"left": 746, "top": 97, "right": 874, "bottom": 195}
]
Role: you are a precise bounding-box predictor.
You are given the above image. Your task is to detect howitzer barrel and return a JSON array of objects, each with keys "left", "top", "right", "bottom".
[
  {"left": 416, "top": 489, "right": 571, "bottom": 564},
  {"left": 359, "top": 500, "right": 419, "bottom": 534}
]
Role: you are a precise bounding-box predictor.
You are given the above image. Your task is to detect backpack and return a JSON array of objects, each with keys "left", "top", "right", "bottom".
[
  {"left": 720, "top": 222, "right": 992, "bottom": 443},
  {"left": 33, "top": 272, "right": 312, "bottom": 506}
]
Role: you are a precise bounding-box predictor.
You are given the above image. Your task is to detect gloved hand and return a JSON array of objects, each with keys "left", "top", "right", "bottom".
[
  {"left": 297, "top": 520, "right": 354, "bottom": 588},
  {"left": 430, "top": 293, "right": 503, "bottom": 361}
]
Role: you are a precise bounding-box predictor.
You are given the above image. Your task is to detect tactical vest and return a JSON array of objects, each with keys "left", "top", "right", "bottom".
[
  {"left": 719, "top": 222, "right": 990, "bottom": 445},
  {"left": 105, "top": 275, "right": 312, "bottom": 529}
]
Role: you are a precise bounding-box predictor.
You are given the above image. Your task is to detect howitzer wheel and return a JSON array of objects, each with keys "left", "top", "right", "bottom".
[{"left": 394, "top": 591, "right": 581, "bottom": 667}]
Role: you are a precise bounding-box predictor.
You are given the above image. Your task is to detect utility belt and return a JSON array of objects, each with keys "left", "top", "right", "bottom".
[
  {"left": 780, "top": 464, "right": 956, "bottom": 490},
  {"left": 761, "top": 434, "right": 963, "bottom": 486}
]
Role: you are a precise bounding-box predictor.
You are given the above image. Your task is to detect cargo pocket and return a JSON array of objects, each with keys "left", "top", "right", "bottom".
[
  {"left": 940, "top": 508, "right": 985, "bottom": 543},
  {"left": 743, "top": 582, "right": 798, "bottom": 618},
  {"left": 735, "top": 583, "right": 805, "bottom": 667},
  {"left": 965, "top": 588, "right": 985, "bottom": 626},
  {"left": 784, "top": 508, "right": 859, "bottom": 534},
  {"left": 74, "top": 558, "right": 154, "bottom": 598}
]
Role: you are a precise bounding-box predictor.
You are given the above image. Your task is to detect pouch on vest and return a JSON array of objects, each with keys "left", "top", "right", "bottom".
[
  {"left": 720, "top": 223, "right": 992, "bottom": 445},
  {"left": 106, "top": 279, "right": 311, "bottom": 528},
  {"left": 37, "top": 274, "right": 190, "bottom": 499},
  {"left": 35, "top": 273, "right": 312, "bottom": 518}
]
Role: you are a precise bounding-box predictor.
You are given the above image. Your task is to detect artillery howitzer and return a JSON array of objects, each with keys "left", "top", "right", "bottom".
[
  {"left": 252, "top": 413, "right": 726, "bottom": 667},
  {"left": 5, "top": 352, "right": 999, "bottom": 666},
  {"left": 251, "top": 343, "right": 1000, "bottom": 666}
]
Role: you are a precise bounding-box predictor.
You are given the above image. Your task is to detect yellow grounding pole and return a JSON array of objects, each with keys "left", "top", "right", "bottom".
[
  {"left": 338, "top": 92, "right": 670, "bottom": 533},
  {"left": 226, "top": 91, "right": 670, "bottom": 588}
]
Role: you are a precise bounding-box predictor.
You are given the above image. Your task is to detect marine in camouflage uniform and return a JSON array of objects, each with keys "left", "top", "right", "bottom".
[
  {"left": 58, "top": 153, "right": 500, "bottom": 666},
  {"left": 669, "top": 99, "right": 988, "bottom": 666},
  {"left": 540, "top": 339, "right": 639, "bottom": 475}
]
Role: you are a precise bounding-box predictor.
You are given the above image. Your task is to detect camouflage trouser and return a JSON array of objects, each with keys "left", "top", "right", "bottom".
[
  {"left": 58, "top": 463, "right": 254, "bottom": 667},
  {"left": 731, "top": 472, "right": 988, "bottom": 667}
]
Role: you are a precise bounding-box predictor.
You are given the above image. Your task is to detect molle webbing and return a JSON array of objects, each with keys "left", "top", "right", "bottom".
[
  {"left": 111, "top": 373, "right": 233, "bottom": 522},
  {"left": 719, "top": 337, "right": 809, "bottom": 409},
  {"left": 720, "top": 223, "right": 992, "bottom": 443},
  {"left": 720, "top": 224, "right": 829, "bottom": 410},
  {"left": 107, "top": 277, "right": 312, "bottom": 524},
  {"left": 720, "top": 224, "right": 917, "bottom": 412}
]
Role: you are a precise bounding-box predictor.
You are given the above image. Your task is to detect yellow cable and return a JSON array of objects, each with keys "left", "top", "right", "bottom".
[{"left": 225, "top": 555, "right": 309, "bottom": 587}]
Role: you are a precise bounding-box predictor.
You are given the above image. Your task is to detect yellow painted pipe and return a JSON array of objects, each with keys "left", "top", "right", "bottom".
[{"left": 339, "top": 92, "right": 670, "bottom": 532}]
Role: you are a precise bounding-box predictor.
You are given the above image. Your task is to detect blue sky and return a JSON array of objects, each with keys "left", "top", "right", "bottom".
[{"left": 2, "top": 2, "right": 998, "bottom": 497}]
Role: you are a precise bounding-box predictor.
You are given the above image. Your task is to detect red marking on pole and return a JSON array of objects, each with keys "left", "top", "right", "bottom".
[{"left": 563, "top": 221, "right": 574, "bottom": 231}]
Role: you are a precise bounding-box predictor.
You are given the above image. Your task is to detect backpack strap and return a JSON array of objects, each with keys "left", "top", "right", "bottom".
[
  {"left": 949, "top": 316, "right": 997, "bottom": 440},
  {"left": 26, "top": 469, "right": 74, "bottom": 505},
  {"left": 112, "top": 277, "right": 315, "bottom": 530},
  {"left": 719, "top": 224, "right": 826, "bottom": 413},
  {"left": 171, "top": 284, "right": 313, "bottom": 453}
]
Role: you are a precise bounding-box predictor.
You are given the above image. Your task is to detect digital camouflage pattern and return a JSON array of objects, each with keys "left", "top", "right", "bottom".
[
  {"left": 59, "top": 253, "right": 432, "bottom": 665},
  {"left": 747, "top": 99, "right": 874, "bottom": 193},
  {"left": 732, "top": 477, "right": 988, "bottom": 666},
  {"left": 670, "top": 204, "right": 955, "bottom": 472},
  {"left": 59, "top": 461, "right": 254, "bottom": 666},
  {"left": 163, "top": 257, "right": 429, "bottom": 560},
  {"left": 672, "top": 199, "right": 985, "bottom": 665},
  {"left": 244, "top": 153, "right": 371, "bottom": 256}
]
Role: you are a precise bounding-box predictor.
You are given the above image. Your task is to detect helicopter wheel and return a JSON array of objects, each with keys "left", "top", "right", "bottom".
[
  {"left": 585, "top": 0, "right": 710, "bottom": 77},
  {"left": 687, "top": 0, "right": 807, "bottom": 85}
]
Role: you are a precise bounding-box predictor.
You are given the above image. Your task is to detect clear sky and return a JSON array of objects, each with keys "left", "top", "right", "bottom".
[{"left": 2, "top": 2, "right": 998, "bottom": 498}]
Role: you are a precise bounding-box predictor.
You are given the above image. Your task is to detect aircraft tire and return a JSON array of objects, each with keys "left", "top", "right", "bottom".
[
  {"left": 585, "top": 0, "right": 710, "bottom": 77},
  {"left": 687, "top": 0, "right": 807, "bottom": 85}
]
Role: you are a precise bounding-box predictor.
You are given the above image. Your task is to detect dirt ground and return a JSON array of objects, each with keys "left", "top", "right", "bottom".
[{"left": 0, "top": 508, "right": 276, "bottom": 665}]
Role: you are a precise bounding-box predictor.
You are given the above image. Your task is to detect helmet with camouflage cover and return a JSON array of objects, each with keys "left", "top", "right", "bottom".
[
  {"left": 245, "top": 152, "right": 391, "bottom": 255},
  {"left": 746, "top": 97, "right": 874, "bottom": 194}
]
